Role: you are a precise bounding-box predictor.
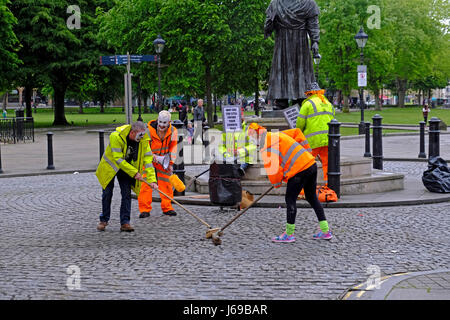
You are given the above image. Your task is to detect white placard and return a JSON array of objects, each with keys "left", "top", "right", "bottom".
[
  {"left": 358, "top": 72, "right": 367, "bottom": 87},
  {"left": 222, "top": 105, "right": 242, "bottom": 133},
  {"left": 283, "top": 104, "right": 300, "bottom": 129}
]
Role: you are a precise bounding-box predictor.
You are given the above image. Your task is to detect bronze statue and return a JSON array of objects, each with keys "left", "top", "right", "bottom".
[{"left": 265, "top": 0, "right": 320, "bottom": 110}]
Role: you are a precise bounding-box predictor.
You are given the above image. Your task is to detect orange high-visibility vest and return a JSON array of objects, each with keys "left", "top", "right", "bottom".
[
  {"left": 260, "top": 128, "right": 315, "bottom": 188},
  {"left": 148, "top": 120, "right": 178, "bottom": 162}
]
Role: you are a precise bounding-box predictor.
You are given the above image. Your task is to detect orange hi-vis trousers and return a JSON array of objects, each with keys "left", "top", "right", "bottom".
[
  {"left": 312, "top": 146, "right": 328, "bottom": 182},
  {"left": 138, "top": 163, "right": 174, "bottom": 213}
]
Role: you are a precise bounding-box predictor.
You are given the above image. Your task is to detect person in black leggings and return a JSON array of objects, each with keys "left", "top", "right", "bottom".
[
  {"left": 274, "top": 163, "right": 332, "bottom": 242},
  {"left": 285, "top": 163, "right": 326, "bottom": 225}
]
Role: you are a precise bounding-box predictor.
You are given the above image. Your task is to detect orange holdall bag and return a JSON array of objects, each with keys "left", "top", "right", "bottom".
[{"left": 316, "top": 186, "right": 338, "bottom": 203}]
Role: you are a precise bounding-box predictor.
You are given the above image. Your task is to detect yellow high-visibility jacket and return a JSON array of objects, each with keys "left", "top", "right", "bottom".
[
  {"left": 95, "top": 125, "right": 156, "bottom": 196},
  {"left": 296, "top": 94, "right": 335, "bottom": 149},
  {"left": 218, "top": 122, "right": 257, "bottom": 164}
]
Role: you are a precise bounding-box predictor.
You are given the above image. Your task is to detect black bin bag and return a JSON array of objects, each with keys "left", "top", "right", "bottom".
[
  {"left": 208, "top": 162, "right": 242, "bottom": 206},
  {"left": 422, "top": 157, "right": 450, "bottom": 193}
]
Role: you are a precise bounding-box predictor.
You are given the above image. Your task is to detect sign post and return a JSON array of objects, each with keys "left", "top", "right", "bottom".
[
  {"left": 358, "top": 65, "right": 367, "bottom": 87},
  {"left": 100, "top": 54, "right": 158, "bottom": 124},
  {"left": 357, "top": 65, "right": 368, "bottom": 134}
]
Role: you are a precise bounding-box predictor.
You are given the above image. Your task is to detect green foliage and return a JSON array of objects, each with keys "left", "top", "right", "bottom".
[
  {"left": 317, "top": 0, "right": 449, "bottom": 109},
  {"left": 0, "top": 0, "right": 20, "bottom": 90}
]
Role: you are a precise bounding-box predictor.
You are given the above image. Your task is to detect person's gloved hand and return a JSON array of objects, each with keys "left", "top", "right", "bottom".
[
  {"left": 149, "top": 182, "right": 158, "bottom": 190},
  {"left": 134, "top": 172, "right": 145, "bottom": 182}
]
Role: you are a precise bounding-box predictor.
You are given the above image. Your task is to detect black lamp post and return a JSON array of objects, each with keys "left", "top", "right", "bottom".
[
  {"left": 355, "top": 27, "right": 368, "bottom": 135},
  {"left": 313, "top": 53, "right": 322, "bottom": 85},
  {"left": 153, "top": 35, "right": 166, "bottom": 112}
]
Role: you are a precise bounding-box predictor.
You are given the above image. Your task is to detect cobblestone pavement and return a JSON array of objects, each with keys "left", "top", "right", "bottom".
[
  {"left": 1, "top": 171, "right": 449, "bottom": 300},
  {"left": 386, "top": 272, "right": 450, "bottom": 300},
  {"left": 382, "top": 161, "right": 428, "bottom": 176}
]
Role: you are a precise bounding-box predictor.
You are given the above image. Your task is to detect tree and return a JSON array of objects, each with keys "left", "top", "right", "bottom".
[
  {"left": 215, "top": 0, "right": 273, "bottom": 115},
  {"left": 99, "top": 0, "right": 233, "bottom": 127},
  {"left": 385, "top": 0, "right": 449, "bottom": 107},
  {"left": 0, "top": 0, "right": 20, "bottom": 104},
  {"left": 10, "top": 0, "right": 114, "bottom": 125},
  {"left": 316, "top": 0, "right": 371, "bottom": 112}
]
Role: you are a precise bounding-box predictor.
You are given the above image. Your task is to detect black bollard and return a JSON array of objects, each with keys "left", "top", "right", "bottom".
[
  {"left": 47, "top": 132, "right": 55, "bottom": 170},
  {"left": 372, "top": 114, "right": 383, "bottom": 170},
  {"left": 172, "top": 120, "right": 185, "bottom": 196},
  {"left": 428, "top": 117, "right": 440, "bottom": 159},
  {"left": 0, "top": 143, "right": 3, "bottom": 174},
  {"left": 99, "top": 130, "right": 105, "bottom": 161},
  {"left": 364, "top": 121, "right": 371, "bottom": 158},
  {"left": 418, "top": 121, "right": 427, "bottom": 159},
  {"left": 328, "top": 119, "right": 341, "bottom": 198}
]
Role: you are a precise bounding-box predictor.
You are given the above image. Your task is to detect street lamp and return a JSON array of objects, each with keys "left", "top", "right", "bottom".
[
  {"left": 153, "top": 34, "right": 166, "bottom": 112},
  {"left": 313, "top": 53, "right": 322, "bottom": 85},
  {"left": 355, "top": 27, "right": 368, "bottom": 134}
]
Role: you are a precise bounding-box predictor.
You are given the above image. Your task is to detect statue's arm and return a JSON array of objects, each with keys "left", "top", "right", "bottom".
[
  {"left": 264, "top": 20, "right": 273, "bottom": 39},
  {"left": 264, "top": 3, "right": 274, "bottom": 39},
  {"left": 306, "top": 15, "right": 320, "bottom": 44}
]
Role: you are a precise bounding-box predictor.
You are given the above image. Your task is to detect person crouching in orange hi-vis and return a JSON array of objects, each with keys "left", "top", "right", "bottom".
[
  {"left": 138, "top": 111, "right": 178, "bottom": 218},
  {"left": 248, "top": 123, "right": 332, "bottom": 243}
]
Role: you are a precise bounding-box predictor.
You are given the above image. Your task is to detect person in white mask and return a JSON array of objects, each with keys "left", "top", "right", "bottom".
[{"left": 138, "top": 111, "right": 179, "bottom": 218}]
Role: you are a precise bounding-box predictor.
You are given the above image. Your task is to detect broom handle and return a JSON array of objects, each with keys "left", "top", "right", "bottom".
[
  {"left": 142, "top": 180, "right": 211, "bottom": 229},
  {"left": 219, "top": 186, "right": 274, "bottom": 233},
  {"left": 185, "top": 168, "right": 210, "bottom": 189}
]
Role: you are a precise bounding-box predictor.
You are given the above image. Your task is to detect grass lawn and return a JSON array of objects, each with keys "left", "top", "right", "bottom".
[
  {"left": 333, "top": 106, "right": 450, "bottom": 125},
  {"left": 4, "top": 105, "right": 449, "bottom": 132}
]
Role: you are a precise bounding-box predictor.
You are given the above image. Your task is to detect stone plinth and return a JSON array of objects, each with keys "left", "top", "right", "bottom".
[{"left": 195, "top": 157, "right": 405, "bottom": 196}]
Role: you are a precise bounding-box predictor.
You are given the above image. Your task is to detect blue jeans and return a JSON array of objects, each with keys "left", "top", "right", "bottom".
[{"left": 100, "top": 170, "right": 133, "bottom": 225}]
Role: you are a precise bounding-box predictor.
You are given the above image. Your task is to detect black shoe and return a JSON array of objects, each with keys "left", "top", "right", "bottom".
[
  {"left": 238, "top": 168, "right": 245, "bottom": 177},
  {"left": 139, "top": 212, "right": 150, "bottom": 219},
  {"left": 163, "top": 210, "right": 177, "bottom": 216}
]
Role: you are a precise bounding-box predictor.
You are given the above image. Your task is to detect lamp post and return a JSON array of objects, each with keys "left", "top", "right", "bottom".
[
  {"left": 355, "top": 27, "right": 368, "bottom": 135},
  {"left": 313, "top": 53, "right": 322, "bottom": 86},
  {"left": 153, "top": 35, "right": 166, "bottom": 112}
]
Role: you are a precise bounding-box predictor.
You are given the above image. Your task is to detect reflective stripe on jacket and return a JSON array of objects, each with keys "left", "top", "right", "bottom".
[
  {"left": 260, "top": 129, "right": 315, "bottom": 188},
  {"left": 95, "top": 125, "right": 157, "bottom": 195},
  {"left": 218, "top": 122, "right": 257, "bottom": 164},
  {"left": 296, "top": 94, "right": 335, "bottom": 149}
]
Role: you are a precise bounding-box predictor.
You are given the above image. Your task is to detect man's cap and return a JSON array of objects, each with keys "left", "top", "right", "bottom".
[{"left": 305, "top": 82, "right": 322, "bottom": 93}]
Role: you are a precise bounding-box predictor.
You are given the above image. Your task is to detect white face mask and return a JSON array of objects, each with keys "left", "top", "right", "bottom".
[
  {"left": 134, "top": 131, "right": 145, "bottom": 142},
  {"left": 157, "top": 111, "right": 171, "bottom": 130},
  {"left": 158, "top": 119, "right": 169, "bottom": 130}
]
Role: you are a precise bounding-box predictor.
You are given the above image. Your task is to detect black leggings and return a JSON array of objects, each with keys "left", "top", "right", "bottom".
[{"left": 285, "top": 163, "right": 326, "bottom": 224}]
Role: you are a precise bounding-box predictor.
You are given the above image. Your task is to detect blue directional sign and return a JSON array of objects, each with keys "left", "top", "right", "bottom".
[
  {"left": 99, "top": 56, "right": 116, "bottom": 66},
  {"left": 100, "top": 54, "right": 158, "bottom": 65},
  {"left": 116, "top": 55, "right": 129, "bottom": 65}
]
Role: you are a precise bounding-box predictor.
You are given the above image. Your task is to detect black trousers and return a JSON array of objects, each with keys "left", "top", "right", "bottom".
[{"left": 285, "top": 163, "right": 326, "bottom": 224}]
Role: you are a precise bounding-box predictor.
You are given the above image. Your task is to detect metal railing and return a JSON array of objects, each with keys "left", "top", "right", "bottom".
[{"left": 0, "top": 117, "right": 35, "bottom": 143}]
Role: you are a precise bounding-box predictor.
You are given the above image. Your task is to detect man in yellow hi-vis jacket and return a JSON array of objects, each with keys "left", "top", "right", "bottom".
[
  {"left": 96, "top": 121, "right": 158, "bottom": 232},
  {"left": 296, "top": 82, "right": 335, "bottom": 183}
]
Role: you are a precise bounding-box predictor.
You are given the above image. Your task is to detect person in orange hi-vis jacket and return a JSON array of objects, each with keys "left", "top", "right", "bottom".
[
  {"left": 138, "top": 111, "right": 178, "bottom": 217},
  {"left": 248, "top": 123, "right": 332, "bottom": 243}
]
